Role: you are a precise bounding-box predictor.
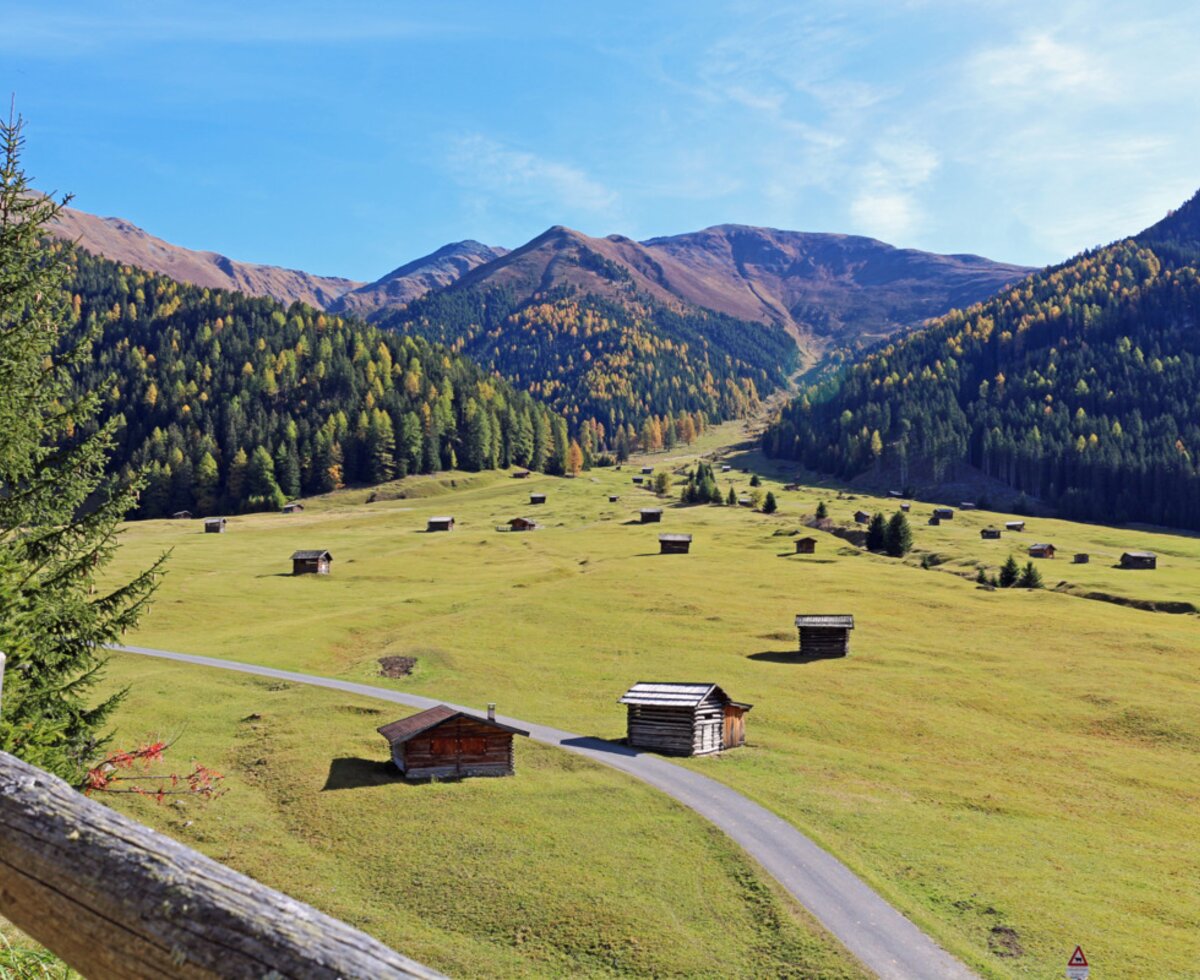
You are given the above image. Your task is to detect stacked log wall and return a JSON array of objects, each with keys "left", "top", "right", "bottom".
[{"left": 799, "top": 627, "right": 850, "bottom": 658}]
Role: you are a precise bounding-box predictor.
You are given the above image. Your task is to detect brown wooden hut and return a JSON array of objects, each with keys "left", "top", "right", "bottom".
[
  {"left": 854, "top": 510, "right": 871, "bottom": 524},
  {"left": 959, "top": 502, "right": 977, "bottom": 510},
  {"left": 171, "top": 510, "right": 193, "bottom": 520},
  {"left": 640, "top": 508, "right": 663, "bottom": 524},
  {"left": 737, "top": 496, "right": 753, "bottom": 508},
  {"left": 1120, "top": 551, "right": 1157, "bottom": 570},
  {"left": 618, "top": 682, "right": 751, "bottom": 756},
  {"left": 980, "top": 528, "right": 1001, "bottom": 539},
  {"left": 507, "top": 517, "right": 538, "bottom": 531},
  {"left": 1005, "top": 520, "right": 1025, "bottom": 532},
  {"left": 1073, "top": 553, "right": 1090, "bottom": 564},
  {"left": 1029, "top": 543, "right": 1056, "bottom": 559},
  {"left": 795, "top": 614, "right": 854, "bottom": 658},
  {"left": 377, "top": 705, "right": 529, "bottom": 780},
  {"left": 795, "top": 536, "right": 817, "bottom": 554},
  {"left": 608, "top": 494, "right": 620, "bottom": 503},
  {"left": 204, "top": 517, "right": 227, "bottom": 534},
  {"left": 282, "top": 502, "right": 304, "bottom": 514},
  {"left": 291, "top": 550, "right": 331, "bottom": 575},
  {"left": 641, "top": 466, "right": 654, "bottom": 475},
  {"left": 426, "top": 516, "right": 455, "bottom": 532},
  {"left": 632, "top": 476, "right": 645, "bottom": 485},
  {"left": 659, "top": 533, "right": 692, "bottom": 554},
  {"left": 933, "top": 507, "right": 955, "bottom": 520},
  {"left": 721, "top": 464, "right": 732, "bottom": 473},
  {"left": 529, "top": 492, "right": 546, "bottom": 505},
  {"left": 512, "top": 470, "right": 531, "bottom": 479},
  {"left": 928, "top": 515, "right": 941, "bottom": 526},
  {"left": 783, "top": 483, "right": 801, "bottom": 491},
  {"left": 900, "top": 502, "right": 911, "bottom": 512}
]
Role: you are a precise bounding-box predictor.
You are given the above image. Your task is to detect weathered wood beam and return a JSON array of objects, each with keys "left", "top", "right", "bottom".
[{"left": 0, "top": 751, "right": 443, "bottom": 980}]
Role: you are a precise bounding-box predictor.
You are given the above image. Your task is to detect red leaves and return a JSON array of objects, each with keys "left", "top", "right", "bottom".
[{"left": 84, "top": 739, "right": 226, "bottom": 804}]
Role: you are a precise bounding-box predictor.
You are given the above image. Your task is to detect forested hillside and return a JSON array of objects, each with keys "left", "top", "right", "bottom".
[
  {"left": 764, "top": 191, "right": 1200, "bottom": 530},
  {"left": 382, "top": 281, "right": 795, "bottom": 441},
  {"left": 65, "top": 245, "right": 571, "bottom": 518}
]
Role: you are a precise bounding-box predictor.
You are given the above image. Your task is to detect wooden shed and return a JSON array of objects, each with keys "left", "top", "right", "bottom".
[
  {"left": 888, "top": 490, "right": 904, "bottom": 498},
  {"left": 1074, "top": 553, "right": 1090, "bottom": 564},
  {"left": 900, "top": 502, "right": 911, "bottom": 512},
  {"left": 641, "top": 466, "right": 654, "bottom": 475},
  {"left": 1120, "top": 551, "right": 1157, "bottom": 570},
  {"left": 291, "top": 550, "right": 331, "bottom": 575},
  {"left": 795, "top": 614, "right": 855, "bottom": 658},
  {"left": 529, "top": 492, "right": 547, "bottom": 505},
  {"left": 721, "top": 464, "right": 732, "bottom": 472},
  {"left": 795, "top": 536, "right": 817, "bottom": 554},
  {"left": 426, "top": 516, "right": 455, "bottom": 532},
  {"left": 1005, "top": 520, "right": 1025, "bottom": 532},
  {"left": 608, "top": 494, "right": 620, "bottom": 503},
  {"left": 204, "top": 517, "right": 227, "bottom": 534},
  {"left": 853, "top": 510, "right": 871, "bottom": 524},
  {"left": 1029, "top": 543, "right": 1056, "bottom": 559},
  {"left": 980, "top": 528, "right": 1001, "bottom": 540},
  {"left": 738, "top": 496, "right": 753, "bottom": 508},
  {"left": 171, "top": 510, "right": 193, "bottom": 520},
  {"left": 959, "top": 502, "right": 977, "bottom": 510},
  {"left": 783, "top": 483, "right": 801, "bottom": 491},
  {"left": 618, "top": 682, "right": 751, "bottom": 757},
  {"left": 632, "top": 476, "right": 645, "bottom": 485},
  {"left": 377, "top": 705, "right": 529, "bottom": 780},
  {"left": 512, "top": 470, "right": 532, "bottom": 479},
  {"left": 933, "top": 507, "right": 955, "bottom": 520},
  {"left": 640, "top": 508, "right": 663, "bottom": 524},
  {"left": 282, "top": 502, "right": 304, "bottom": 514},
  {"left": 659, "top": 533, "right": 692, "bottom": 554},
  {"left": 507, "top": 517, "right": 538, "bottom": 531},
  {"left": 928, "top": 515, "right": 941, "bottom": 526}
]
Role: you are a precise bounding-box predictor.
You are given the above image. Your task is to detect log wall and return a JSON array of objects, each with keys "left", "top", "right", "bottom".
[
  {"left": 397, "top": 717, "right": 516, "bottom": 779},
  {"left": 799, "top": 627, "right": 850, "bottom": 658}
]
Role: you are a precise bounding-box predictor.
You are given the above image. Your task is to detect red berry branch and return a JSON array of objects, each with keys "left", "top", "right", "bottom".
[{"left": 85, "top": 739, "right": 226, "bottom": 803}]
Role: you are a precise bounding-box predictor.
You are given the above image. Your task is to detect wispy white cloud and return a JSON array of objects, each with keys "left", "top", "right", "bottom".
[
  {"left": 851, "top": 137, "right": 940, "bottom": 241},
  {"left": 968, "top": 32, "right": 1110, "bottom": 102},
  {"left": 446, "top": 134, "right": 619, "bottom": 216}
]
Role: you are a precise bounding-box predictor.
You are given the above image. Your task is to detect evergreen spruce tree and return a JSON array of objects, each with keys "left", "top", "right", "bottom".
[
  {"left": 999, "top": 554, "right": 1021, "bottom": 587},
  {"left": 726, "top": 486, "right": 737, "bottom": 506},
  {"left": 0, "top": 113, "right": 164, "bottom": 781},
  {"left": 1018, "top": 561, "right": 1044, "bottom": 589},
  {"left": 815, "top": 500, "right": 828, "bottom": 519},
  {"left": 749, "top": 473, "right": 761, "bottom": 487},
  {"left": 884, "top": 511, "right": 913, "bottom": 556},
  {"left": 762, "top": 491, "right": 778, "bottom": 514},
  {"left": 865, "top": 512, "right": 886, "bottom": 551}
]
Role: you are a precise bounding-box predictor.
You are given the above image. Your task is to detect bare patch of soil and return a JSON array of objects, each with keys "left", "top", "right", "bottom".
[{"left": 378, "top": 655, "right": 418, "bottom": 678}]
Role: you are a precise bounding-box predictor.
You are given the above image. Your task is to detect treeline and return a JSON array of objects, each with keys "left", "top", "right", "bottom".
[
  {"left": 64, "top": 247, "right": 570, "bottom": 517},
  {"left": 381, "top": 284, "right": 795, "bottom": 437},
  {"left": 764, "top": 233, "right": 1200, "bottom": 529}
]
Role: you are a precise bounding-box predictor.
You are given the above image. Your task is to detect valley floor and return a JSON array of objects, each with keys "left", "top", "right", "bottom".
[{"left": 76, "top": 425, "right": 1200, "bottom": 978}]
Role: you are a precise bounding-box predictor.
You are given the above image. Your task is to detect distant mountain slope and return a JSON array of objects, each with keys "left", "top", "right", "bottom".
[
  {"left": 330, "top": 240, "right": 509, "bottom": 316},
  {"left": 764, "top": 190, "right": 1200, "bottom": 530},
  {"left": 50, "top": 205, "right": 363, "bottom": 309},
  {"left": 641, "top": 225, "right": 1032, "bottom": 347}
]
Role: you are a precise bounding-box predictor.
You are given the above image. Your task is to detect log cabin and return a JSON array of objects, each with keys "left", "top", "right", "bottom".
[
  {"left": 795, "top": 614, "right": 855, "bottom": 658},
  {"left": 377, "top": 705, "right": 529, "bottom": 780},
  {"left": 1005, "top": 520, "right": 1025, "bottom": 531},
  {"left": 512, "top": 470, "right": 532, "bottom": 479},
  {"left": 529, "top": 492, "right": 547, "bottom": 505},
  {"left": 959, "top": 502, "right": 977, "bottom": 510},
  {"left": 640, "top": 508, "right": 663, "bottom": 523},
  {"left": 980, "top": 528, "right": 1001, "bottom": 539},
  {"left": 618, "top": 683, "right": 751, "bottom": 756},
  {"left": 426, "top": 516, "right": 455, "bottom": 532},
  {"left": 1074, "top": 553, "right": 1090, "bottom": 564},
  {"left": 659, "top": 533, "right": 692, "bottom": 554},
  {"left": 933, "top": 507, "right": 955, "bottom": 520},
  {"left": 632, "top": 476, "right": 645, "bottom": 485},
  {"left": 738, "top": 496, "right": 753, "bottom": 507},
  {"left": 291, "top": 550, "right": 331, "bottom": 575},
  {"left": 795, "top": 536, "right": 817, "bottom": 554},
  {"left": 1028, "top": 543, "right": 1056, "bottom": 559},
  {"left": 641, "top": 466, "right": 654, "bottom": 475},
  {"left": 171, "top": 510, "right": 193, "bottom": 520},
  {"left": 721, "top": 465, "right": 732, "bottom": 472},
  {"left": 854, "top": 510, "right": 871, "bottom": 524},
  {"left": 900, "top": 502, "right": 911, "bottom": 512},
  {"left": 928, "top": 515, "right": 941, "bottom": 526},
  {"left": 507, "top": 517, "right": 538, "bottom": 531},
  {"left": 608, "top": 495, "right": 620, "bottom": 503},
  {"left": 1120, "top": 551, "right": 1157, "bottom": 570},
  {"left": 204, "top": 518, "right": 226, "bottom": 534},
  {"left": 282, "top": 502, "right": 304, "bottom": 514}
]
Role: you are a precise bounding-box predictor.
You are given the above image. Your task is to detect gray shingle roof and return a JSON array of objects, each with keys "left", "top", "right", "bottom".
[
  {"left": 619, "top": 682, "right": 726, "bottom": 708},
  {"left": 377, "top": 704, "right": 529, "bottom": 745},
  {"left": 795, "top": 615, "right": 855, "bottom": 629},
  {"left": 291, "top": 550, "right": 331, "bottom": 560}
]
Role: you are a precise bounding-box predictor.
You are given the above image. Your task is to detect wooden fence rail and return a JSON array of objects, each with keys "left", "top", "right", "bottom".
[{"left": 0, "top": 750, "right": 443, "bottom": 979}]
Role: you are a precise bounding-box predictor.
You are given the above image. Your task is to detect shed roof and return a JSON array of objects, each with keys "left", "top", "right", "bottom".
[
  {"left": 1122, "top": 550, "right": 1157, "bottom": 559},
  {"left": 204, "top": 517, "right": 226, "bottom": 525},
  {"left": 618, "top": 682, "right": 739, "bottom": 708},
  {"left": 428, "top": 516, "right": 455, "bottom": 522},
  {"left": 796, "top": 536, "right": 817, "bottom": 543},
  {"left": 377, "top": 705, "right": 529, "bottom": 745},
  {"left": 1030, "top": 542, "right": 1054, "bottom": 550},
  {"left": 795, "top": 614, "right": 855, "bottom": 629},
  {"left": 641, "top": 507, "right": 663, "bottom": 514},
  {"left": 291, "top": 550, "right": 331, "bottom": 560},
  {"left": 659, "top": 533, "right": 692, "bottom": 542}
]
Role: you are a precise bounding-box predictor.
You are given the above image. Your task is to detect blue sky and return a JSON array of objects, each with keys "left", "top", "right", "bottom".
[{"left": 5, "top": 1, "right": 1199, "bottom": 279}]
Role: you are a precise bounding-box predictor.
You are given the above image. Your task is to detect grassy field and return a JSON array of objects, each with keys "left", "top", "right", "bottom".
[{"left": 86, "top": 437, "right": 1200, "bottom": 978}]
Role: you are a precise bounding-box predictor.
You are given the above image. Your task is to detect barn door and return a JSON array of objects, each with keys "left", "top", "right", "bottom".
[{"left": 722, "top": 706, "right": 744, "bottom": 749}]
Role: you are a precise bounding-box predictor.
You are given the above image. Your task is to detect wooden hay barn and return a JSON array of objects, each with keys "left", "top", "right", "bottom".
[
  {"left": 659, "top": 533, "right": 692, "bottom": 554},
  {"left": 608, "top": 494, "right": 620, "bottom": 503},
  {"left": 640, "top": 508, "right": 663, "bottom": 523},
  {"left": 1074, "top": 553, "right": 1090, "bottom": 564},
  {"left": 900, "top": 502, "right": 911, "bottom": 512},
  {"left": 1029, "top": 543, "right": 1056, "bottom": 559},
  {"left": 204, "top": 517, "right": 227, "bottom": 534},
  {"left": 783, "top": 483, "right": 801, "bottom": 491},
  {"left": 1005, "top": 520, "right": 1025, "bottom": 531},
  {"left": 795, "top": 614, "right": 855, "bottom": 658},
  {"left": 721, "top": 464, "right": 732, "bottom": 472},
  {"left": 795, "top": 536, "right": 817, "bottom": 554},
  {"left": 980, "top": 528, "right": 1001, "bottom": 539},
  {"left": 426, "top": 516, "right": 455, "bottom": 532},
  {"left": 888, "top": 490, "right": 903, "bottom": 498},
  {"left": 377, "top": 705, "right": 529, "bottom": 780},
  {"left": 641, "top": 466, "right": 654, "bottom": 475},
  {"left": 512, "top": 470, "right": 531, "bottom": 479},
  {"left": 282, "top": 502, "right": 304, "bottom": 514},
  {"left": 928, "top": 515, "right": 941, "bottom": 526},
  {"left": 529, "top": 492, "right": 546, "bottom": 505},
  {"left": 618, "top": 682, "right": 751, "bottom": 757},
  {"left": 507, "top": 517, "right": 538, "bottom": 532},
  {"left": 738, "top": 496, "right": 753, "bottom": 507},
  {"left": 853, "top": 510, "right": 871, "bottom": 524},
  {"left": 1120, "top": 551, "right": 1157, "bottom": 570},
  {"left": 291, "top": 550, "right": 331, "bottom": 575},
  {"left": 171, "top": 510, "right": 193, "bottom": 520},
  {"left": 933, "top": 507, "right": 954, "bottom": 520},
  {"left": 959, "top": 502, "right": 977, "bottom": 510}
]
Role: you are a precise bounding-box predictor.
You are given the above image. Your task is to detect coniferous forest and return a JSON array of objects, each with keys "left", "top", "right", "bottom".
[{"left": 764, "top": 192, "right": 1200, "bottom": 530}]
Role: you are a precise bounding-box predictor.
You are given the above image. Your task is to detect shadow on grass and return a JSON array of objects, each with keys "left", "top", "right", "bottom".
[
  {"left": 322, "top": 757, "right": 399, "bottom": 791},
  {"left": 776, "top": 553, "right": 837, "bottom": 562},
  {"left": 746, "top": 650, "right": 844, "bottom": 665},
  {"left": 560, "top": 736, "right": 643, "bottom": 758}
]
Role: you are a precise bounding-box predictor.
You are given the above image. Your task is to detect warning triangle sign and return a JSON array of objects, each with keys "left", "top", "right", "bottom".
[{"left": 1068, "top": 946, "right": 1088, "bottom": 967}]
